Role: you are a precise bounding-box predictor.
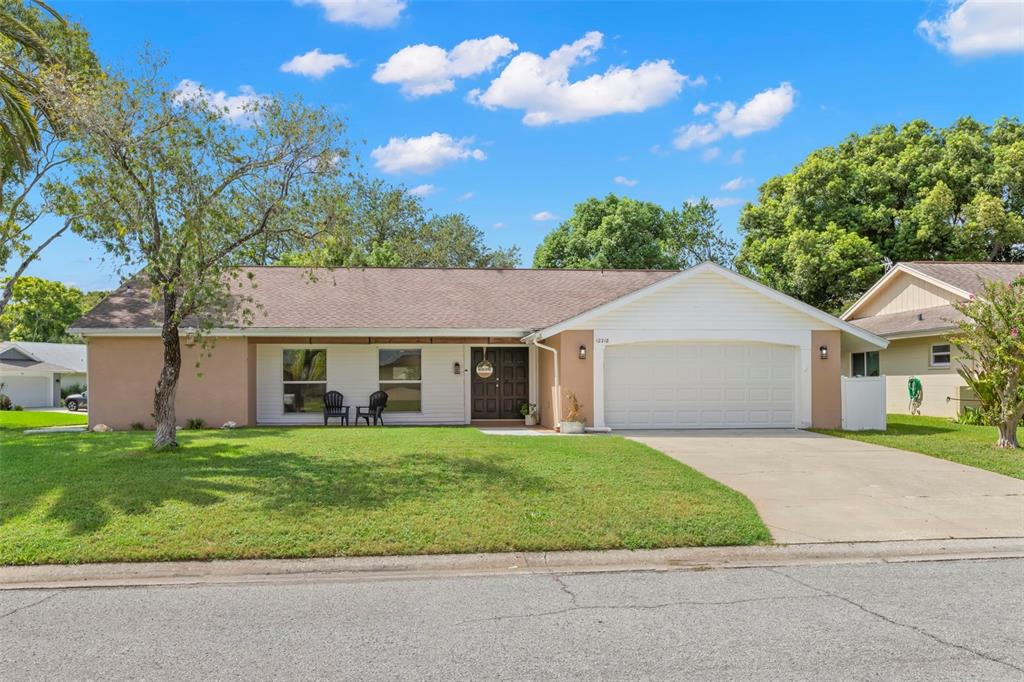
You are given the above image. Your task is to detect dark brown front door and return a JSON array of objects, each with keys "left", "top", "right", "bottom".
[{"left": 471, "top": 347, "right": 529, "bottom": 419}]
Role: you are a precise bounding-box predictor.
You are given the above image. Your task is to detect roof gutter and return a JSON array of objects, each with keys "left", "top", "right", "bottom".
[{"left": 526, "top": 336, "right": 561, "bottom": 430}]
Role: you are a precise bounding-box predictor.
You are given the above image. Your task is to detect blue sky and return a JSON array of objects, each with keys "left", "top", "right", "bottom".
[{"left": 14, "top": 0, "right": 1024, "bottom": 290}]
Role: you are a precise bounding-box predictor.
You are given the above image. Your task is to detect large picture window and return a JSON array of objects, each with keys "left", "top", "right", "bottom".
[
  {"left": 283, "top": 349, "right": 326, "bottom": 413},
  {"left": 379, "top": 349, "right": 421, "bottom": 412},
  {"left": 851, "top": 351, "right": 880, "bottom": 377}
]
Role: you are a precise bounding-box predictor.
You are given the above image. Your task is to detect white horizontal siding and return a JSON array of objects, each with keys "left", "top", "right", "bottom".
[
  {"left": 858, "top": 272, "right": 959, "bottom": 317},
  {"left": 256, "top": 343, "right": 467, "bottom": 425},
  {"left": 585, "top": 271, "right": 826, "bottom": 331}
]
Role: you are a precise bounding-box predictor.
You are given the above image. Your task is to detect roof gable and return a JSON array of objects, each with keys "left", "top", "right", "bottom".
[
  {"left": 0, "top": 341, "right": 86, "bottom": 372},
  {"left": 842, "top": 262, "right": 1024, "bottom": 321},
  {"left": 530, "top": 263, "right": 888, "bottom": 347}
]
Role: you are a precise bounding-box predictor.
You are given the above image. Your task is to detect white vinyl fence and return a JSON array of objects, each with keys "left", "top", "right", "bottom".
[{"left": 841, "top": 376, "right": 887, "bottom": 431}]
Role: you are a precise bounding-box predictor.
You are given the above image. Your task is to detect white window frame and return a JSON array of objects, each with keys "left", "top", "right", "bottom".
[
  {"left": 850, "top": 350, "right": 880, "bottom": 377},
  {"left": 378, "top": 348, "right": 423, "bottom": 413},
  {"left": 282, "top": 348, "right": 327, "bottom": 413},
  {"left": 930, "top": 343, "right": 952, "bottom": 368}
]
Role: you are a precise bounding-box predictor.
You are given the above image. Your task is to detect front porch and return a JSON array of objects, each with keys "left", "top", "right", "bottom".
[{"left": 253, "top": 338, "right": 538, "bottom": 426}]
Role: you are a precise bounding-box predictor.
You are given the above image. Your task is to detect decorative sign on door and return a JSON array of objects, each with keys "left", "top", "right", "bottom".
[{"left": 475, "top": 360, "right": 494, "bottom": 379}]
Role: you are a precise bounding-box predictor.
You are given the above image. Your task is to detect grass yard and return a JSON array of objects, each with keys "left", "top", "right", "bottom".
[
  {"left": 815, "top": 414, "right": 1023, "bottom": 480},
  {"left": 0, "top": 410, "right": 88, "bottom": 431},
  {"left": 0, "top": 426, "right": 769, "bottom": 565}
]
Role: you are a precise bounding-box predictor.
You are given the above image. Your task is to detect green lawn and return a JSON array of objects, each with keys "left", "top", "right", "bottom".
[
  {"left": 815, "top": 414, "right": 1023, "bottom": 480},
  {"left": 0, "top": 426, "right": 769, "bottom": 565},
  {"left": 0, "top": 410, "right": 88, "bottom": 431}
]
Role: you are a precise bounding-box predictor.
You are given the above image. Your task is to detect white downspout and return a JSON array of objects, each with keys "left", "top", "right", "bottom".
[{"left": 530, "top": 338, "right": 561, "bottom": 430}]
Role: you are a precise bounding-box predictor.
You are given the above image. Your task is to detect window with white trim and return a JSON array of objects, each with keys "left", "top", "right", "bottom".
[
  {"left": 850, "top": 351, "right": 880, "bottom": 377},
  {"left": 379, "top": 349, "right": 421, "bottom": 412},
  {"left": 283, "top": 349, "right": 326, "bottom": 413},
  {"left": 930, "top": 343, "right": 951, "bottom": 368}
]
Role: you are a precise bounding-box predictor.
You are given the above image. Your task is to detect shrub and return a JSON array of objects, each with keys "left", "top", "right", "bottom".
[
  {"left": 130, "top": 421, "right": 147, "bottom": 431},
  {"left": 61, "top": 383, "right": 86, "bottom": 399},
  {"left": 12, "top": 404, "right": 23, "bottom": 411},
  {"left": 957, "top": 407, "right": 990, "bottom": 426},
  {"left": 0, "top": 394, "right": 11, "bottom": 411},
  {"left": 186, "top": 418, "right": 205, "bottom": 430}
]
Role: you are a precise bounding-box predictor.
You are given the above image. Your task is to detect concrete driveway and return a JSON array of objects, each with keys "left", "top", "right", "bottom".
[{"left": 625, "top": 430, "right": 1024, "bottom": 544}]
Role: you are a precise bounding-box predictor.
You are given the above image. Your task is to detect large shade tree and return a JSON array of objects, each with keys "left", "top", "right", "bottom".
[
  {"left": 0, "top": 275, "right": 104, "bottom": 341},
  {"left": 0, "top": 0, "right": 99, "bottom": 316},
  {"left": 63, "top": 59, "right": 352, "bottom": 448},
  {"left": 533, "top": 195, "right": 735, "bottom": 270},
  {"left": 276, "top": 179, "right": 519, "bottom": 268},
  {"left": 737, "top": 117, "right": 1024, "bottom": 311}
]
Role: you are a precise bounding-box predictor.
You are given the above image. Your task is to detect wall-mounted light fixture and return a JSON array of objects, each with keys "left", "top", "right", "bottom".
[
  {"left": 578, "top": 344, "right": 587, "bottom": 360},
  {"left": 819, "top": 345, "right": 829, "bottom": 360},
  {"left": 453, "top": 361, "right": 461, "bottom": 375}
]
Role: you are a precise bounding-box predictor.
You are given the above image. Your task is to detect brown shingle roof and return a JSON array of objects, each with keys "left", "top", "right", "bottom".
[
  {"left": 847, "top": 305, "right": 964, "bottom": 337},
  {"left": 71, "top": 267, "right": 679, "bottom": 332},
  {"left": 904, "top": 262, "right": 1024, "bottom": 295}
]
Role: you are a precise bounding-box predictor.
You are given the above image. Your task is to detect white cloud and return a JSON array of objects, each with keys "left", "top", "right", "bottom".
[
  {"left": 371, "top": 132, "right": 486, "bottom": 174},
  {"left": 674, "top": 82, "right": 796, "bottom": 150},
  {"left": 374, "top": 35, "right": 518, "bottom": 97},
  {"left": 649, "top": 143, "right": 670, "bottom": 156},
  {"left": 613, "top": 175, "right": 639, "bottom": 187},
  {"left": 457, "top": 191, "right": 475, "bottom": 201},
  {"left": 409, "top": 184, "right": 437, "bottom": 197},
  {"left": 692, "top": 101, "right": 711, "bottom": 115},
  {"left": 720, "top": 176, "right": 753, "bottom": 191},
  {"left": 701, "top": 147, "right": 721, "bottom": 162},
  {"left": 918, "top": 0, "right": 1024, "bottom": 56},
  {"left": 280, "top": 49, "right": 353, "bottom": 79},
  {"left": 493, "top": 222, "right": 506, "bottom": 229},
  {"left": 730, "top": 149, "right": 745, "bottom": 164},
  {"left": 469, "top": 31, "right": 701, "bottom": 125},
  {"left": 532, "top": 211, "right": 558, "bottom": 221},
  {"left": 710, "top": 197, "right": 745, "bottom": 208},
  {"left": 294, "top": 0, "right": 405, "bottom": 28},
  {"left": 172, "top": 79, "right": 267, "bottom": 125}
]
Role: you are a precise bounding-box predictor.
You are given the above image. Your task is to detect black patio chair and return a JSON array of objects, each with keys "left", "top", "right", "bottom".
[
  {"left": 355, "top": 390, "right": 388, "bottom": 426},
  {"left": 322, "top": 390, "right": 349, "bottom": 426}
]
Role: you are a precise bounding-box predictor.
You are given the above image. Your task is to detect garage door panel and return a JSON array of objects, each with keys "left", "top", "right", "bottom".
[
  {"left": 0, "top": 375, "right": 50, "bottom": 407},
  {"left": 605, "top": 342, "right": 796, "bottom": 430}
]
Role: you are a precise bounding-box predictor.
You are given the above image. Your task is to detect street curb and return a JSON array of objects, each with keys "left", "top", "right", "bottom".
[{"left": 3, "top": 537, "right": 1023, "bottom": 590}]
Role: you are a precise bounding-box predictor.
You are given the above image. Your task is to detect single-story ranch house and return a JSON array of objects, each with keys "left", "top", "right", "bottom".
[
  {"left": 69, "top": 262, "right": 888, "bottom": 431},
  {"left": 842, "top": 261, "right": 1024, "bottom": 418},
  {"left": 0, "top": 341, "right": 87, "bottom": 408}
]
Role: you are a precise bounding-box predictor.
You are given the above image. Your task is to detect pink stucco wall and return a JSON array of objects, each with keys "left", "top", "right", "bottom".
[{"left": 86, "top": 336, "right": 251, "bottom": 430}]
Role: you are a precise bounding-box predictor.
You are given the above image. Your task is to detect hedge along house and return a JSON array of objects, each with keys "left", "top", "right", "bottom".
[{"left": 69, "top": 263, "right": 887, "bottom": 431}]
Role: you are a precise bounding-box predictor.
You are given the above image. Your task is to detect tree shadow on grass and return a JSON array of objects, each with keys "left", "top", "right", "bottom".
[{"left": 0, "top": 432, "right": 553, "bottom": 536}]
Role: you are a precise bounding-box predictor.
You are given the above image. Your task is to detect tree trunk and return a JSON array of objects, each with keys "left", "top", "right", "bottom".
[
  {"left": 996, "top": 419, "right": 1019, "bottom": 449},
  {"left": 152, "top": 295, "right": 182, "bottom": 449}
]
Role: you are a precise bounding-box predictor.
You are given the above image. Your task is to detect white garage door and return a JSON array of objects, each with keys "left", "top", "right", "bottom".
[
  {"left": 604, "top": 343, "right": 797, "bottom": 429},
  {"left": 0, "top": 375, "right": 51, "bottom": 407}
]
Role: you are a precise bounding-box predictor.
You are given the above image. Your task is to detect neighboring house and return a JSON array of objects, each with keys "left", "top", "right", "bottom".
[
  {"left": 0, "top": 341, "right": 88, "bottom": 408},
  {"left": 69, "top": 262, "right": 887, "bottom": 431},
  {"left": 842, "top": 261, "right": 1024, "bottom": 418}
]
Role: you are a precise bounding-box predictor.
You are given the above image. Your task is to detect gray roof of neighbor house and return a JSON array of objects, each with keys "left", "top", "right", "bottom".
[
  {"left": 903, "top": 261, "right": 1024, "bottom": 295},
  {"left": 847, "top": 304, "right": 964, "bottom": 337},
  {"left": 0, "top": 341, "right": 87, "bottom": 373},
  {"left": 70, "top": 267, "right": 680, "bottom": 332}
]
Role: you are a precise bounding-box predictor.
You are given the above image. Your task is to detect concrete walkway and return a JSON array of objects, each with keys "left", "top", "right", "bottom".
[{"left": 625, "top": 429, "right": 1024, "bottom": 544}]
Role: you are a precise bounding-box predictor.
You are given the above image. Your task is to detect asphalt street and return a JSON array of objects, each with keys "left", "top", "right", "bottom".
[{"left": 2, "top": 558, "right": 1022, "bottom": 680}]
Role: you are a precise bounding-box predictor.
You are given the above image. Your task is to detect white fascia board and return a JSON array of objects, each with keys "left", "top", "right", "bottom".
[
  {"left": 841, "top": 264, "right": 972, "bottom": 321},
  {"left": 0, "top": 341, "right": 42, "bottom": 362},
  {"left": 69, "top": 327, "right": 531, "bottom": 338},
  {"left": 530, "top": 262, "right": 889, "bottom": 349}
]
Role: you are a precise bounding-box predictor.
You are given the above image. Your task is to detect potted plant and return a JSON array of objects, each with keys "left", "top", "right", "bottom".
[
  {"left": 520, "top": 402, "right": 538, "bottom": 426},
  {"left": 560, "top": 390, "right": 585, "bottom": 434}
]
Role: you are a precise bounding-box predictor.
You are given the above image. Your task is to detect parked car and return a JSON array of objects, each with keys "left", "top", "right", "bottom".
[{"left": 65, "top": 390, "right": 87, "bottom": 412}]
